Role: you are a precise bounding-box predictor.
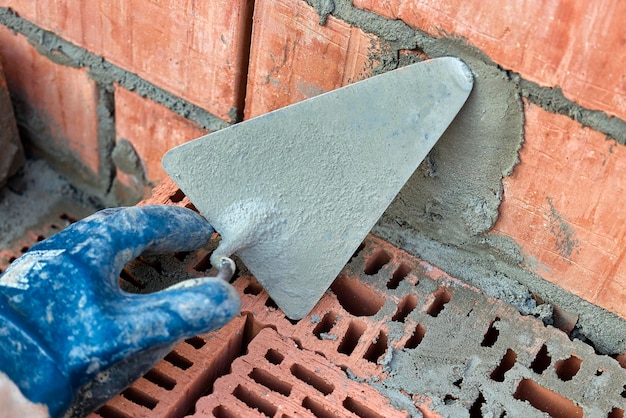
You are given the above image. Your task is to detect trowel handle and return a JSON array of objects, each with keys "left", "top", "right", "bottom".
[{"left": 0, "top": 205, "right": 241, "bottom": 417}]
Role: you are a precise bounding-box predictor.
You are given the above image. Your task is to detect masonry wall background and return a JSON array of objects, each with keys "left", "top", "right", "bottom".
[{"left": 0, "top": 0, "right": 624, "bottom": 354}]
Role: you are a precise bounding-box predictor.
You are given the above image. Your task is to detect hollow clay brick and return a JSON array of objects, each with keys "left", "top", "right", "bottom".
[
  {"left": 0, "top": 26, "right": 100, "bottom": 184},
  {"left": 0, "top": 0, "right": 254, "bottom": 122},
  {"left": 191, "top": 327, "right": 409, "bottom": 418},
  {"left": 493, "top": 101, "right": 626, "bottom": 318},
  {"left": 354, "top": 0, "right": 626, "bottom": 121},
  {"left": 244, "top": 0, "right": 379, "bottom": 119},
  {"left": 88, "top": 315, "right": 246, "bottom": 418},
  {"left": 114, "top": 86, "right": 208, "bottom": 185}
]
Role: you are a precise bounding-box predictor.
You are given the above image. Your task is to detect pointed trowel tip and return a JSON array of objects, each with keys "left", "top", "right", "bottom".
[{"left": 442, "top": 56, "right": 474, "bottom": 92}]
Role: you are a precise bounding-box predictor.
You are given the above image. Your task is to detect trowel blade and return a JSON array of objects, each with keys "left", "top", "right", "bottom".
[{"left": 163, "top": 57, "right": 473, "bottom": 320}]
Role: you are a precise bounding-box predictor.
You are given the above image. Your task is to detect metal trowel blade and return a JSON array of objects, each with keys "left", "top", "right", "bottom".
[{"left": 163, "top": 57, "right": 473, "bottom": 320}]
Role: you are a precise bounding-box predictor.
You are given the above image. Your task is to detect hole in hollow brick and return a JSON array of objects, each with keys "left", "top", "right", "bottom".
[
  {"left": 426, "top": 287, "right": 452, "bottom": 317},
  {"left": 265, "top": 348, "right": 284, "bottom": 365},
  {"left": 265, "top": 296, "right": 281, "bottom": 311},
  {"left": 364, "top": 329, "right": 388, "bottom": 363},
  {"left": 481, "top": 317, "right": 501, "bottom": 347},
  {"left": 244, "top": 280, "right": 264, "bottom": 295},
  {"left": 20, "top": 246, "right": 28, "bottom": 253},
  {"left": 622, "top": 384, "right": 626, "bottom": 398},
  {"left": 212, "top": 405, "right": 238, "bottom": 418},
  {"left": 404, "top": 323, "right": 426, "bottom": 349},
  {"left": 60, "top": 213, "right": 78, "bottom": 223},
  {"left": 170, "top": 189, "right": 185, "bottom": 202},
  {"left": 119, "top": 268, "right": 145, "bottom": 289},
  {"left": 513, "top": 378, "right": 583, "bottom": 417},
  {"left": 338, "top": 320, "right": 366, "bottom": 355},
  {"left": 331, "top": 275, "right": 384, "bottom": 316},
  {"left": 193, "top": 252, "right": 213, "bottom": 272},
  {"left": 185, "top": 201, "right": 198, "bottom": 212},
  {"left": 469, "top": 391, "right": 486, "bottom": 418},
  {"left": 490, "top": 349, "right": 517, "bottom": 382},
  {"left": 249, "top": 367, "right": 292, "bottom": 396},
  {"left": 343, "top": 396, "right": 385, "bottom": 418},
  {"left": 36, "top": 235, "right": 45, "bottom": 241},
  {"left": 233, "top": 384, "right": 277, "bottom": 417},
  {"left": 554, "top": 355, "right": 582, "bottom": 381},
  {"left": 174, "top": 251, "right": 190, "bottom": 262},
  {"left": 164, "top": 351, "right": 193, "bottom": 370},
  {"left": 290, "top": 363, "right": 334, "bottom": 395},
  {"left": 608, "top": 407, "right": 624, "bottom": 418},
  {"left": 121, "top": 387, "right": 158, "bottom": 410},
  {"left": 184, "top": 336, "right": 206, "bottom": 349},
  {"left": 364, "top": 250, "right": 392, "bottom": 275},
  {"left": 530, "top": 344, "right": 551, "bottom": 374},
  {"left": 302, "top": 396, "right": 338, "bottom": 418},
  {"left": 143, "top": 369, "right": 176, "bottom": 391},
  {"left": 351, "top": 242, "right": 365, "bottom": 261},
  {"left": 313, "top": 311, "right": 338, "bottom": 339},
  {"left": 391, "top": 294, "right": 418, "bottom": 322},
  {"left": 387, "top": 262, "right": 411, "bottom": 289},
  {"left": 96, "top": 405, "right": 132, "bottom": 418}
]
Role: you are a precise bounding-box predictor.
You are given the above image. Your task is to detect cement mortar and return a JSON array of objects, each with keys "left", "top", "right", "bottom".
[{"left": 0, "top": 158, "right": 99, "bottom": 250}]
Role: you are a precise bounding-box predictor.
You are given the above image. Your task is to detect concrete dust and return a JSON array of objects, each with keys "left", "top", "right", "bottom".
[{"left": 0, "top": 158, "right": 99, "bottom": 250}]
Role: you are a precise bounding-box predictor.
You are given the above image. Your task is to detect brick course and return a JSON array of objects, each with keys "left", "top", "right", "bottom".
[
  {"left": 0, "top": 0, "right": 254, "bottom": 122},
  {"left": 354, "top": 0, "right": 626, "bottom": 121}
]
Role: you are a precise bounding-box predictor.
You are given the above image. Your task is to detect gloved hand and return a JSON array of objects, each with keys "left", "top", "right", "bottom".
[{"left": 0, "top": 205, "right": 241, "bottom": 417}]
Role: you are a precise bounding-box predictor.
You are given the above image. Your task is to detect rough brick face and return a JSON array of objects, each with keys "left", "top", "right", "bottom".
[
  {"left": 114, "top": 86, "right": 208, "bottom": 185},
  {"left": 1, "top": 0, "right": 254, "bottom": 122},
  {"left": 354, "top": 0, "right": 626, "bottom": 121},
  {"left": 244, "top": 0, "right": 379, "bottom": 119},
  {"left": 493, "top": 101, "right": 626, "bottom": 318},
  {"left": 0, "top": 25, "right": 100, "bottom": 187}
]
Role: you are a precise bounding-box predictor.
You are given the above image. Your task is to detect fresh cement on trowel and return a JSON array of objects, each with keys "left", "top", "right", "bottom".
[{"left": 163, "top": 57, "right": 473, "bottom": 319}]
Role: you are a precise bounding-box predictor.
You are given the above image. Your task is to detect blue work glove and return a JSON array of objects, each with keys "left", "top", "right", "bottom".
[{"left": 0, "top": 205, "right": 241, "bottom": 417}]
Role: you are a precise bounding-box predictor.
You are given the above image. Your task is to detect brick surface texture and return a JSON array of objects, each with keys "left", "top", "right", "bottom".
[
  {"left": 114, "top": 86, "right": 208, "bottom": 185},
  {"left": 244, "top": 0, "right": 379, "bottom": 119},
  {"left": 0, "top": 0, "right": 254, "bottom": 122},
  {"left": 354, "top": 0, "right": 626, "bottom": 121},
  {"left": 493, "top": 101, "right": 626, "bottom": 318}
]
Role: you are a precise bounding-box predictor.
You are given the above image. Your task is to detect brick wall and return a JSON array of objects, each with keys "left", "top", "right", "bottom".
[{"left": 0, "top": 0, "right": 624, "bottom": 351}]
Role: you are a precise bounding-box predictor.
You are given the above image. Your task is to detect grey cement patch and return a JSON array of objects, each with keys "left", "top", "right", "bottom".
[{"left": 0, "top": 158, "right": 99, "bottom": 250}]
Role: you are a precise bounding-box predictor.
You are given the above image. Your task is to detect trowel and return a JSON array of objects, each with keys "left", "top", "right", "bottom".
[{"left": 163, "top": 57, "right": 473, "bottom": 320}]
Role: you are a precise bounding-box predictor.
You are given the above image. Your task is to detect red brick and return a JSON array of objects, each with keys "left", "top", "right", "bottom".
[
  {"left": 0, "top": 26, "right": 100, "bottom": 183},
  {"left": 114, "top": 86, "right": 208, "bottom": 185},
  {"left": 492, "top": 101, "right": 626, "bottom": 318},
  {"left": 244, "top": 0, "right": 379, "bottom": 119},
  {"left": 89, "top": 315, "right": 246, "bottom": 418},
  {"left": 354, "top": 0, "right": 626, "bottom": 121},
  {"left": 1, "top": 0, "right": 253, "bottom": 122},
  {"left": 192, "top": 327, "right": 409, "bottom": 417}
]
